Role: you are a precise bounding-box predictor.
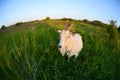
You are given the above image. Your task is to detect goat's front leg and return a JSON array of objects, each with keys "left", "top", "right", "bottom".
[{"left": 66, "top": 51, "right": 70, "bottom": 63}]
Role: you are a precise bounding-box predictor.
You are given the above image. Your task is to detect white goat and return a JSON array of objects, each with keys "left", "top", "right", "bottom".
[{"left": 57, "top": 24, "right": 83, "bottom": 62}]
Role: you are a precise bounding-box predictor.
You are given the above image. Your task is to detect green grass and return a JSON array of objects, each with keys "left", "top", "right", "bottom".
[{"left": 0, "top": 20, "right": 120, "bottom": 80}]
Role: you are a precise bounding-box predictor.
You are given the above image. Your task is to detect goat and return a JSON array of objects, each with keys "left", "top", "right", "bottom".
[{"left": 57, "top": 23, "right": 83, "bottom": 62}]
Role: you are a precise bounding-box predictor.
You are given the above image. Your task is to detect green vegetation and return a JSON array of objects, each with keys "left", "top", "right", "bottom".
[{"left": 0, "top": 19, "right": 120, "bottom": 80}]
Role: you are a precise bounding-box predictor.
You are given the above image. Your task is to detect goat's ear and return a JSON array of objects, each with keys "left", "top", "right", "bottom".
[
  {"left": 70, "top": 30, "right": 76, "bottom": 35},
  {"left": 57, "top": 30, "right": 62, "bottom": 33}
]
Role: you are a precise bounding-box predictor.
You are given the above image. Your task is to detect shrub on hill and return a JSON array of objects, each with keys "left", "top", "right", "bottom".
[
  {"left": 15, "top": 22, "right": 24, "bottom": 26},
  {"left": 107, "top": 24, "right": 118, "bottom": 39},
  {"left": 118, "top": 26, "right": 120, "bottom": 34},
  {"left": 61, "top": 17, "right": 74, "bottom": 21},
  {"left": 1, "top": 25, "right": 6, "bottom": 29},
  {"left": 83, "top": 19, "right": 91, "bottom": 24},
  {"left": 45, "top": 17, "right": 50, "bottom": 20},
  {"left": 91, "top": 20, "right": 106, "bottom": 27}
]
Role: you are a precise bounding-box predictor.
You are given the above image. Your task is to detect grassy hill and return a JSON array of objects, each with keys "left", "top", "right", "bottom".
[{"left": 0, "top": 19, "right": 120, "bottom": 80}]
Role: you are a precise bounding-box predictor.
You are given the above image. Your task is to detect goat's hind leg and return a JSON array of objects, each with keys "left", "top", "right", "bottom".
[
  {"left": 75, "top": 53, "right": 78, "bottom": 58},
  {"left": 67, "top": 56, "right": 70, "bottom": 63}
]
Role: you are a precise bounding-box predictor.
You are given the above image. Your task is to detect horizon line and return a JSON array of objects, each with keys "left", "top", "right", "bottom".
[{"left": 0, "top": 17, "right": 119, "bottom": 28}]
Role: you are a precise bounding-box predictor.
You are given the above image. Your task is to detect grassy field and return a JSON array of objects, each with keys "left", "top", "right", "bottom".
[{"left": 0, "top": 19, "right": 120, "bottom": 80}]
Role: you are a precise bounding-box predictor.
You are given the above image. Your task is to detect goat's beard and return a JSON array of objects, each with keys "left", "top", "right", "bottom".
[{"left": 59, "top": 48, "right": 66, "bottom": 56}]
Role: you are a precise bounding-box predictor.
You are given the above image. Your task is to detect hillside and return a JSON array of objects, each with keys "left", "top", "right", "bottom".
[{"left": 0, "top": 18, "right": 120, "bottom": 80}]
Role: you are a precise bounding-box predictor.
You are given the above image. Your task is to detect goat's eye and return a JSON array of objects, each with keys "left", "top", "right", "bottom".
[{"left": 68, "top": 36, "right": 70, "bottom": 38}]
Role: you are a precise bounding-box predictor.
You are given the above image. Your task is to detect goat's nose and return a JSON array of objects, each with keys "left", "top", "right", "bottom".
[{"left": 58, "top": 45, "right": 62, "bottom": 48}]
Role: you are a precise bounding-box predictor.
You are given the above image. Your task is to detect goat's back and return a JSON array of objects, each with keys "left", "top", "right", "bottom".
[{"left": 73, "top": 33, "right": 83, "bottom": 52}]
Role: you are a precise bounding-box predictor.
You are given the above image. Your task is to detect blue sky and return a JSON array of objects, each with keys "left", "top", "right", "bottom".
[{"left": 0, "top": 0, "right": 120, "bottom": 27}]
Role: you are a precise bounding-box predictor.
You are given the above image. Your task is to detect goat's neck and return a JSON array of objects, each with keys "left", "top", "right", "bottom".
[{"left": 66, "top": 36, "right": 74, "bottom": 52}]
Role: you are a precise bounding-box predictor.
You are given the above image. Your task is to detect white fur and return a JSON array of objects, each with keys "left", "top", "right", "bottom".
[{"left": 58, "top": 30, "right": 83, "bottom": 58}]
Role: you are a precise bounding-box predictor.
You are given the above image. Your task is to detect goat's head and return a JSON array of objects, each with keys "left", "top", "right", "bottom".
[{"left": 57, "top": 23, "right": 74, "bottom": 54}]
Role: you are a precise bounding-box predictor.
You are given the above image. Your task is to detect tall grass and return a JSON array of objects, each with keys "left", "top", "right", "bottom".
[{"left": 0, "top": 21, "right": 120, "bottom": 80}]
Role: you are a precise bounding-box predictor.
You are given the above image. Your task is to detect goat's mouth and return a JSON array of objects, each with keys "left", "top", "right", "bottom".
[{"left": 58, "top": 48, "right": 63, "bottom": 51}]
